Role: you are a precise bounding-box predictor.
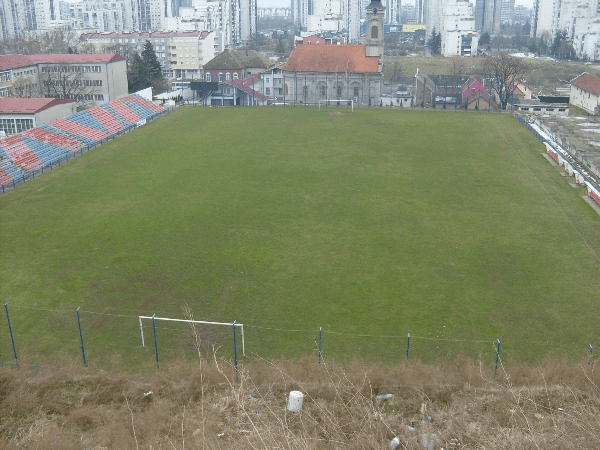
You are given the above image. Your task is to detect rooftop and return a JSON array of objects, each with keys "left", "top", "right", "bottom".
[
  {"left": 0, "top": 98, "right": 75, "bottom": 114},
  {"left": 81, "top": 31, "right": 211, "bottom": 40},
  {"left": 282, "top": 45, "right": 379, "bottom": 74},
  {"left": 572, "top": 73, "right": 600, "bottom": 96},
  {"left": 0, "top": 53, "right": 124, "bottom": 70},
  {"left": 0, "top": 54, "right": 35, "bottom": 71}
]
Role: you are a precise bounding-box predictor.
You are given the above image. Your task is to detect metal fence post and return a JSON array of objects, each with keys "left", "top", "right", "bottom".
[
  {"left": 406, "top": 332, "right": 411, "bottom": 360},
  {"left": 233, "top": 320, "right": 238, "bottom": 372},
  {"left": 494, "top": 339, "right": 501, "bottom": 379},
  {"left": 76, "top": 307, "right": 87, "bottom": 368},
  {"left": 152, "top": 314, "right": 159, "bottom": 370},
  {"left": 318, "top": 326, "right": 322, "bottom": 365},
  {"left": 4, "top": 302, "right": 18, "bottom": 368}
]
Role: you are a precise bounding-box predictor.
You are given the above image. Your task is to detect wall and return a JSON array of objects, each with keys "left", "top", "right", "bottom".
[
  {"left": 570, "top": 85, "right": 600, "bottom": 114},
  {"left": 35, "top": 102, "right": 77, "bottom": 125}
]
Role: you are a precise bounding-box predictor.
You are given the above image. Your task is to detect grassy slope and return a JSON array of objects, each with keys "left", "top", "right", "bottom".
[{"left": 1, "top": 107, "right": 599, "bottom": 369}]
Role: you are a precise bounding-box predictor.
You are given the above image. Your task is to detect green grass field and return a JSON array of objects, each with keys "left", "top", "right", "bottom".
[{"left": 1, "top": 107, "right": 599, "bottom": 371}]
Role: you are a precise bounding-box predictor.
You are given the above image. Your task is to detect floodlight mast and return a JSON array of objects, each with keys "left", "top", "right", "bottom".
[{"left": 138, "top": 316, "right": 245, "bottom": 356}]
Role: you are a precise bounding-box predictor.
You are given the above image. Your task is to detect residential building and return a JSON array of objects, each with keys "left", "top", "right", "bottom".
[
  {"left": 0, "top": 0, "right": 60, "bottom": 40},
  {"left": 0, "top": 53, "right": 127, "bottom": 107},
  {"left": 573, "top": 17, "right": 600, "bottom": 60},
  {"left": 500, "top": 0, "right": 514, "bottom": 24},
  {"left": 202, "top": 49, "right": 272, "bottom": 83},
  {"left": 440, "top": 0, "right": 478, "bottom": 57},
  {"left": 0, "top": 55, "right": 39, "bottom": 98},
  {"left": 532, "top": 0, "right": 599, "bottom": 41},
  {"left": 80, "top": 31, "right": 216, "bottom": 80},
  {"left": 475, "top": 0, "right": 502, "bottom": 34},
  {"left": 0, "top": 97, "right": 76, "bottom": 136},
  {"left": 513, "top": 5, "right": 530, "bottom": 23},
  {"left": 570, "top": 72, "right": 600, "bottom": 114}
]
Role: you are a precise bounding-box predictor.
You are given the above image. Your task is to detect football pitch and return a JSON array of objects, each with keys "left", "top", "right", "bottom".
[{"left": 1, "top": 106, "right": 599, "bottom": 370}]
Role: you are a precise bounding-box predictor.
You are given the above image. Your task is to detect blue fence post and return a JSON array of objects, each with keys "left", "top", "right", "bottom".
[
  {"left": 406, "top": 332, "right": 411, "bottom": 360},
  {"left": 232, "top": 320, "right": 238, "bottom": 372},
  {"left": 589, "top": 344, "right": 594, "bottom": 366},
  {"left": 4, "top": 302, "right": 18, "bottom": 368},
  {"left": 318, "top": 326, "right": 322, "bottom": 365},
  {"left": 494, "top": 339, "right": 501, "bottom": 379},
  {"left": 76, "top": 307, "right": 87, "bottom": 368},
  {"left": 152, "top": 314, "right": 159, "bottom": 370}
]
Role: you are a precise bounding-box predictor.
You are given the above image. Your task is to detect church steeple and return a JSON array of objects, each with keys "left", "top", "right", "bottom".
[{"left": 365, "top": 0, "right": 385, "bottom": 58}]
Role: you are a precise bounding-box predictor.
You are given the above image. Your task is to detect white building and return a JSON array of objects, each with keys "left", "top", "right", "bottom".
[
  {"left": 0, "top": 53, "right": 128, "bottom": 107},
  {"left": 441, "top": 0, "right": 478, "bottom": 57},
  {"left": 81, "top": 31, "right": 216, "bottom": 80},
  {"left": 532, "top": 0, "right": 599, "bottom": 41},
  {"left": 573, "top": 17, "right": 600, "bottom": 60},
  {"left": 0, "top": 97, "right": 76, "bottom": 136},
  {"left": 291, "top": 0, "right": 361, "bottom": 43},
  {"left": 0, "top": 0, "right": 60, "bottom": 40},
  {"left": 570, "top": 72, "right": 600, "bottom": 114}
]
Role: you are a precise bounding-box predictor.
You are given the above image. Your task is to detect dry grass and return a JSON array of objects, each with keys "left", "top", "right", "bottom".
[{"left": 1, "top": 356, "right": 600, "bottom": 449}]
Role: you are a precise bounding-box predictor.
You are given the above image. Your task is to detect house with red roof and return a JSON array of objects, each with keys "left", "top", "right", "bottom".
[
  {"left": 0, "top": 53, "right": 127, "bottom": 107},
  {"left": 570, "top": 72, "right": 600, "bottom": 115},
  {"left": 0, "top": 98, "right": 76, "bottom": 136}
]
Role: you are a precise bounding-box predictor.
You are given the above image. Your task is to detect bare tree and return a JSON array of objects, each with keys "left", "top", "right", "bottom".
[
  {"left": 11, "top": 77, "right": 40, "bottom": 98},
  {"left": 479, "top": 52, "right": 529, "bottom": 110},
  {"left": 388, "top": 61, "right": 404, "bottom": 84},
  {"left": 21, "top": 27, "right": 90, "bottom": 54},
  {"left": 39, "top": 67, "right": 100, "bottom": 106},
  {"left": 446, "top": 57, "right": 467, "bottom": 76}
]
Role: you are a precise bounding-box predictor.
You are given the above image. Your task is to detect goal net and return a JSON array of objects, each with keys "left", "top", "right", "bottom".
[
  {"left": 138, "top": 315, "right": 245, "bottom": 357},
  {"left": 318, "top": 99, "right": 354, "bottom": 112}
]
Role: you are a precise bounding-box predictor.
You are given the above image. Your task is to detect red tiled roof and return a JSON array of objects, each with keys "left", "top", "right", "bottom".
[
  {"left": 282, "top": 45, "right": 379, "bottom": 74},
  {"left": 0, "top": 54, "right": 35, "bottom": 71},
  {"left": 0, "top": 98, "right": 75, "bottom": 114},
  {"left": 28, "top": 53, "right": 125, "bottom": 64},
  {"left": 80, "top": 31, "right": 210, "bottom": 40},
  {"left": 572, "top": 73, "right": 600, "bottom": 95},
  {"left": 225, "top": 74, "right": 267, "bottom": 100}
]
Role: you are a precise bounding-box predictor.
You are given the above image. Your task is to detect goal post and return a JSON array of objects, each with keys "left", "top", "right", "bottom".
[
  {"left": 318, "top": 99, "right": 354, "bottom": 112},
  {"left": 138, "top": 315, "right": 245, "bottom": 356}
]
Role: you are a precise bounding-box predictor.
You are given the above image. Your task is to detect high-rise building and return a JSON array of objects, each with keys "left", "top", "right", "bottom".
[
  {"left": 475, "top": 0, "right": 502, "bottom": 34},
  {"left": 441, "top": 0, "right": 477, "bottom": 56},
  {"left": 532, "top": 0, "right": 599, "bottom": 40}
]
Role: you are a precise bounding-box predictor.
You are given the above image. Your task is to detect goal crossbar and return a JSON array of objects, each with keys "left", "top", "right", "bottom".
[{"left": 138, "top": 315, "right": 245, "bottom": 356}]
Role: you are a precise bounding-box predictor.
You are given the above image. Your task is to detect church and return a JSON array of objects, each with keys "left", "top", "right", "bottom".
[{"left": 281, "top": 0, "right": 385, "bottom": 107}]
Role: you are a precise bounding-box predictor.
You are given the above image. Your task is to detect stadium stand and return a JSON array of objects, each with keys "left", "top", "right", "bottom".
[{"left": 0, "top": 94, "right": 167, "bottom": 191}]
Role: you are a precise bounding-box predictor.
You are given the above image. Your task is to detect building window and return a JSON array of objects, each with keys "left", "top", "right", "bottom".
[
  {"left": 371, "top": 26, "right": 378, "bottom": 39},
  {"left": 353, "top": 86, "right": 359, "bottom": 97},
  {"left": 226, "top": 72, "right": 230, "bottom": 80},
  {"left": 337, "top": 85, "right": 342, "bottom": 97},
  {"left": 266, "top": 87, "right": 270, "bottom": 95},
  {"left": 320, "top": 84, "right": 326, "bottom": 97},
  {"left": 1, "top": 71, "right": 11, "bottom": 82},
  {"left": 218, "top": 72, "right": 223, "bottom": 82},
  {"left": 206, "top": 73, "right": 211, "bottom": 81},
  {"left": 233, "top": 73, "right": 238, "bottom": 80}
]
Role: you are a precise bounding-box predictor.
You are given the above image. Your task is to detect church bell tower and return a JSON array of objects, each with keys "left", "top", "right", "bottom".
[{"left": 365, "top": 0, "right": 385, "bottom": 58}]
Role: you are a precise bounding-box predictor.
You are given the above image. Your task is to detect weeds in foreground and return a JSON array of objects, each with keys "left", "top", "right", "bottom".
[{"left": 0, "top": 347, "right": 599, "bottom": 448}]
